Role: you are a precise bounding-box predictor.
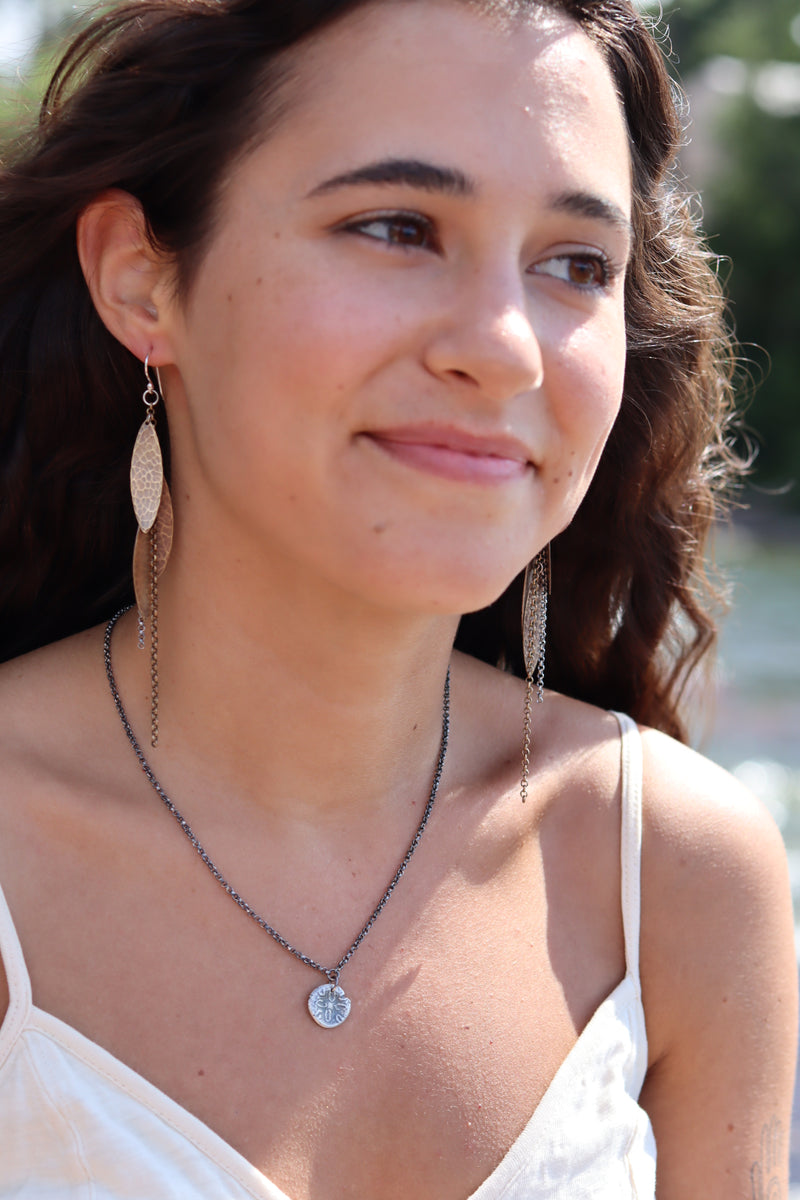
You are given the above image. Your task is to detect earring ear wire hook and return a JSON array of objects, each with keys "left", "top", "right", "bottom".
[{"left": 142, "top": 353, "right": 166, "bottom": 401}]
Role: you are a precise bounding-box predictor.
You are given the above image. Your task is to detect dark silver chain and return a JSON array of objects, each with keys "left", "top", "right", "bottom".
[{"left": 103, "top": 608, "right": 450, "bottom": 989}]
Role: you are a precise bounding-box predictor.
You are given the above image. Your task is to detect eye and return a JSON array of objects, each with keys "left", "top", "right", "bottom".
[
  {"left": 534, "top": 252, "right": 613, "bottom": 290},
  {"left": 341, "top": 212, "right": 439, "bottom": 251}
]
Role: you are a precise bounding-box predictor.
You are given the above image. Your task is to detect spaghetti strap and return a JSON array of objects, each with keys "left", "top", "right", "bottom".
[
  {"left": 0, "top": 874, "right": 33, "bottom": 1066},
  {"left": 610, "top": 711, "right": 643, "bottom": 987}
]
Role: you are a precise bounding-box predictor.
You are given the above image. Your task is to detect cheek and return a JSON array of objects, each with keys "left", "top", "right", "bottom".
[
  {"left": 176, "top": 272, "right": 360, "bottom": 472},
  {"left": 546, "top": 321, "right": 626, "bottom": 491},
  {"left": 220, "top": 230, "right": 418, "bottom": 396}
]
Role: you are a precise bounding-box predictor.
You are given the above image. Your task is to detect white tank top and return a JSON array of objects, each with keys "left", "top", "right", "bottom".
[{"left": 0, "top": 712, "right": 656, "bottom": 1198}]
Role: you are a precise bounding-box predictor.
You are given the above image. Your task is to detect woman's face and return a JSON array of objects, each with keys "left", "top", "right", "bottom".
[{"left": 163, "top": 0, "right": 632, "bottom": 616}]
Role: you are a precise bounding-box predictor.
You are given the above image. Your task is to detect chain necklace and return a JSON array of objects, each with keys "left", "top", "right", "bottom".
[{"left": 103, "top": 608, "right": 450, "bottom": 1029}]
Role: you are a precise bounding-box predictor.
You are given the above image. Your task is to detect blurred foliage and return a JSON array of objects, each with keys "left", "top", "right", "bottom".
[
  {"left": 661, "top": 0, "right": 800, "bottom": 68},
  {"left": 0, "top": 3, "right": 80, "bottom": 139},
  {"left": 1, "top": 0, "right": 799, "bottom": 506},
  {"left": 708, "top": 99, "right": 800, "bottom": 495},
  {"left": 654, "top": 0, "right": 800, "bottom": 508}
]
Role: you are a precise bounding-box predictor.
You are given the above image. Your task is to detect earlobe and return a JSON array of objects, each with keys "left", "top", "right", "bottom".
[{"left": 76, "top": 189, "right": 176, "bottom": 365}]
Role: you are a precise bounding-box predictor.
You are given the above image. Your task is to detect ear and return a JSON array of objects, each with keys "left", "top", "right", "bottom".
[{"left": 76, "top": 190, "right": 178, "bottom": 366}]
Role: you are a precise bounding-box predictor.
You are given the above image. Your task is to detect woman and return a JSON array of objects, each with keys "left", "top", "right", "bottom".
[{"left": 0, "top": 0, "right": 795, "bottom": 1195}]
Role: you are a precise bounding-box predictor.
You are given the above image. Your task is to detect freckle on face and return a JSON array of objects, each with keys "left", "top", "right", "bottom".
[{"left": 167, "top": 2, "right": 630, "bottom": 614}]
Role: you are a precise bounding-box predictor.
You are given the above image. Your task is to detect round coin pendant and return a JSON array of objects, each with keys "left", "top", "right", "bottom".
[{"left": 308, "top": 983, "right": 351, "bottom": 1029}]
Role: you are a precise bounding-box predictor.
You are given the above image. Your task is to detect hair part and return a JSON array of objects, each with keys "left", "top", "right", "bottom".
[{"left": 0, "top": 0, "right": 746, "bottom": 740}]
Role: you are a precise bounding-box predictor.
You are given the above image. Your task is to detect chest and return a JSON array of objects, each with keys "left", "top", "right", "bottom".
[{"left": 3, "top": 796, "right": 625, "bottom": 1200}]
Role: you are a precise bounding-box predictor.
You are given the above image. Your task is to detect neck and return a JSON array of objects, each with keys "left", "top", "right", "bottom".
[{"left": 111, "top": 543, "right": 459, "bottom": 826}]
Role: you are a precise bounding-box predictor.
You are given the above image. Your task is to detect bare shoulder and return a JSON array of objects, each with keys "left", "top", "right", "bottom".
[
  {"left": 452, "top": 649, "right": 624, "bottom": 770},
  {"left": 453, "top": 658, "right": 796, "bottom": 1061},
  {"left": 0, "top": 625, "right": 127, "bottom": 867},
  {"left": 635, "top": 728, "right": 797, "bottom": 1194},
  {"left": 451, "top": 653, "right": 634, "bottom": 937},
  {"left": 640, "top": 730, "right": 792, "bottom": 980},
  {"left": 638, "top": 727, "right": 795, "bottom": 1037},
  {"left": 0, "top": 626, "right": 115, "bottom": 1014},
  {"left": 451, "top": 653, "right": 639, "bottom": 859},
  {"left": 0, "top": 625, "right": 108, "bottom": 771},
  {"left": 640, "top": 723, "right": 786, "bottom": 858}
]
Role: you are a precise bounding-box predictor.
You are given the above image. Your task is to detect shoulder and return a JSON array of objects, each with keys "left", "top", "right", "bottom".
[
  {"left": 451, "top": 651, "right": 639, "bottom": 829},
  {"left": 617, "top": 732, "right": 797, "bottom": 1191},
  {"left": 0, "top": 624, "right": 137, "bottom": 1027},
  {"left": 639, "top": 725, "right": 790, "bottom": 905},
  {"left": 638, "top": 728, "right": 793, "bottom": 1011},
  {"left": 636, "top": 726, "right": 797, "bottom": 1104},
  {"left": 0, "top": 623, "right": 120, "bottom": 918},
  {"left": 451, "top": 653, "right": 636, "bottom": 934},
  {"left": 0, "top": 625, "right": 107, "bottom": 770},
  {"left": 451, "top": 654, "right": 630, "bottom": 852},
  {"left": 454, "top": 657, "right": 795, "bottom": 1028}
]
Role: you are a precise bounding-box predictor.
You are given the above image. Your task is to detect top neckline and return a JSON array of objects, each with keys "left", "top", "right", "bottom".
[
  {"left": 0, "top": 711, "right": 644, "bottom": 1199},
  {"left": 24, "top": 972, "right": 639, "bottom": 1200}
]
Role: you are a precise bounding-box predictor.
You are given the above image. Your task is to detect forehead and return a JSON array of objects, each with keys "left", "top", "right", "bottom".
[{"left": 264, "top": 0, "right": 632, "bottom": 205}]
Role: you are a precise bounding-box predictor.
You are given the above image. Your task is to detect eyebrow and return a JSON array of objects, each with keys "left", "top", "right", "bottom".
[
  {"left": 307, "top": 157, "right": 632, "bottom": 240},
  {"left": 550, "top": 190, "right": 633, "bottom": 240},
  {"left": 307, "top": 158, "right": 475, "bottom": 199}
]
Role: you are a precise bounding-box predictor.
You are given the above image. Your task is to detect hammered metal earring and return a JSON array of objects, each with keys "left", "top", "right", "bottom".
[
  {"left": 130, "top": 355, "right": 173, "bottom": 748},
  {"left": 520, "top": 544, "right": 550, "bottom": 803}
]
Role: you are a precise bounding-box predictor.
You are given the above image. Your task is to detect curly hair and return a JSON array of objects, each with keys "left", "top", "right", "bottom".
[{"left": 0, "top": 0, "right": 744, "bottom": 740}]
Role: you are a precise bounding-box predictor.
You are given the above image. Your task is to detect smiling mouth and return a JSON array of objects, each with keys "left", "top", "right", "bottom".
[{"left": 362, "top": 426, "right": 533, "bottom": 484}]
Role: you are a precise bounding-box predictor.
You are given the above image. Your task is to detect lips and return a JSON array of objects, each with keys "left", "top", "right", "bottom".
[{"left": 362, "top": 424, "right": 533, "bottom": 484}]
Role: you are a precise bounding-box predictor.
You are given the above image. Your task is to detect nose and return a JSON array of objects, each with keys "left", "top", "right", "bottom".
[{"left": 422, "top": 268, "right": 544, "bottom": 402}]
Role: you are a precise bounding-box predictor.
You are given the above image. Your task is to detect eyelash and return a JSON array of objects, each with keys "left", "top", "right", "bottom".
[
  {"left": 537, "top": 253, "right": 617, "bottom": 291},
  {"left": 341, "top": 212, "right": 440, "bottom": 251},
  {"left": 338, "top": 211, "right": 618, "bottom": 292}
]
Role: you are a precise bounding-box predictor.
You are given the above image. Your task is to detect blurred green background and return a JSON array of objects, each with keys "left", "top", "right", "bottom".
[
  {"left": 1, "top": 0, "right": 799, "bottom": 1182},
  {"left": 2, "top": 0, "right": 799, "bottom": 508}
]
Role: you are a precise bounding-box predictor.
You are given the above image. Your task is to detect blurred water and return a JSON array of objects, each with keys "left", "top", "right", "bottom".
[
  {"left": 705, "top": 529, "right": 800, "bottom": 769},
  {"left": 704, "top": 527, "right": 800, "bottom": 938},
  {"left": 701, "top": 520, "right": 800, "bottom": 1182}
]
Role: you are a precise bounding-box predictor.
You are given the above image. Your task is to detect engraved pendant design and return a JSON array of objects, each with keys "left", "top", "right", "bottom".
[
  {"left": 130, "top": 419, "right": 164, "bottom": 533},
  {"left": 308, "top": 983, "right": 351, "bottom": 1029}
]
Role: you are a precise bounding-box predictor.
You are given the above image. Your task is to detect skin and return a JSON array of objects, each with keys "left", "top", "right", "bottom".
[{"left": 0, "top": 3, "right": 795, "bottom": 1198}]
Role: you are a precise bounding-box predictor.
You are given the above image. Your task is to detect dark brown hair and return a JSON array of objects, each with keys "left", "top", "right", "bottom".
[{"left": 0, "top": 0, "right": 743, "bottom": 740}]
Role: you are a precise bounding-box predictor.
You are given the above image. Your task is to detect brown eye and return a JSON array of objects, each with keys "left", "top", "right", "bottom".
[
  {"left": 386, "top": 218, "right": 429, "bottom": 246},
  {"left": 533, "top": 252, "right": 611, "bottom": 291},
  {"left": 345, "top": 213, "right": 438, "bottom": 251},
  {"left": 567, "top": 256, "right": 606, "bottom": 287}
]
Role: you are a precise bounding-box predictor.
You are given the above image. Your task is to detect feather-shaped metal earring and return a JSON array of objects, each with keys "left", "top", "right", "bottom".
[
  {"left": 520, "top": 544, "right": 550, "bottom": 803},
  {"left": 130, "top": 356, "right": 172, "bottom": 747}
]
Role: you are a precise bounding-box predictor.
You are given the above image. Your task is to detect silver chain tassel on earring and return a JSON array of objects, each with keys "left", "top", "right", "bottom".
[
  {"left": 130, "top": 356, "right": 173, "bottom": 748},
  {"left": 520, "top": 544, "right": 550, "bottom": 803}
]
